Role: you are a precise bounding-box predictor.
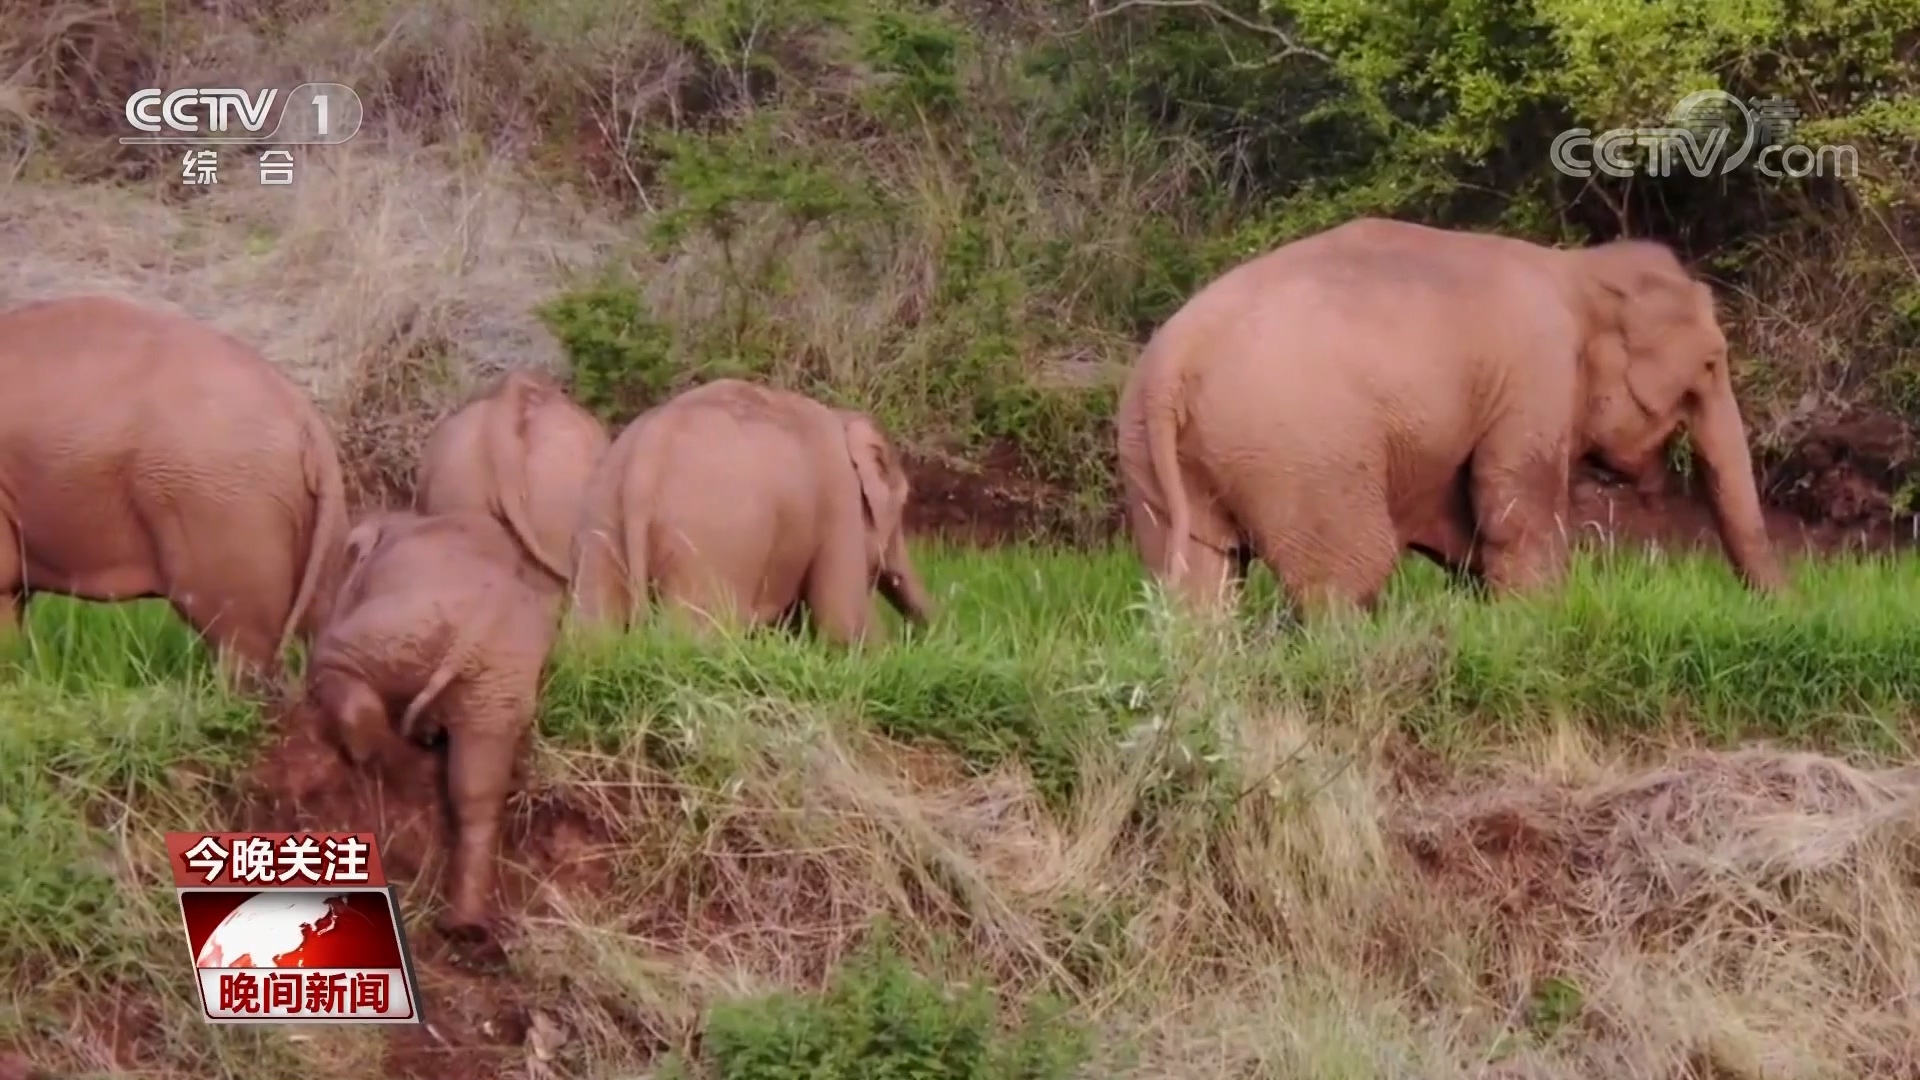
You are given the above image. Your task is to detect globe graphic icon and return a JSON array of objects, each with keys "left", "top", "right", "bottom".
[{"left": 194, "top": 892, "right": 349, "bottom": 968}]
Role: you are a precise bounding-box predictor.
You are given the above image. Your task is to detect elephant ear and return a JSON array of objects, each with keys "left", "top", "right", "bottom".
[
  {"left": 843, "top": 413, "right": 906, "bottom": 549},
  {"left": 1589, "top": 242, "right": 1714, "bottom": 418}
]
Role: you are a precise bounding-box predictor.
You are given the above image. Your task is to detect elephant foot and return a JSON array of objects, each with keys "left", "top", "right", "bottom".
[{"left": 437, "top": 912, "right": 508, "bottom": 971}]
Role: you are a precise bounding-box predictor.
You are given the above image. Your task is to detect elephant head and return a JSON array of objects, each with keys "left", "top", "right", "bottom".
[
  {"left": 1572, "top": 240, "right": 1785, "bottom": 590},
  {"left": 841, "top": 411, "right": 936, "bottom": 624}
]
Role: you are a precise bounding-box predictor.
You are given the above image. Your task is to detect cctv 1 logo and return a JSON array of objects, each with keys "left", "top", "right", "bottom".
[{"left": 122, "top": 83, "right": 364, "bottom": 145}]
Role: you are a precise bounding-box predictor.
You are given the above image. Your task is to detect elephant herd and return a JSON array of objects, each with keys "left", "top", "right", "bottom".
[{"left": 0, "top": 216, "right": 1784, "bottom": 941}]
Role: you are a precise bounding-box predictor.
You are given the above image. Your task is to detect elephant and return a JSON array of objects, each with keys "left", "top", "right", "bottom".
[
  {"left": 570, "top": 378, "right": 936, "bottom": 643},
  {"left": 1115, "top": 217, "right": 1787, "bottom": 616},
  {"left": 303, "top": 509, "right": 563, "bottom": 940},
  {"left": 414, "top": 369, "right": 610, "bottom": 583},
  {"left": 0, "top": 294, "right": 350, "bottom": 686}
]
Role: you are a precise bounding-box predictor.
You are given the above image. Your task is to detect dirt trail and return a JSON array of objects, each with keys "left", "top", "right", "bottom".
[{"left": 235, "top": 717, "right": 617, "bottom": 1079}]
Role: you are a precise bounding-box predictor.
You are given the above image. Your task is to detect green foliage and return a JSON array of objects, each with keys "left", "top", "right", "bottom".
[
  {"left": 650, "top": 0, "right": 854, "bottom": 103},
  {"left": 649, "top": 121, "right": 862, "bottom": 250},
  {"left": 660, "top": 934, "right": 1088, "bottom": 1080},
  {"left": 1272, "top": 0, "right": 1920, "bottom": 220},
  {"left": 484, "top": 0, "right": 1920, "bottom": 523},
  {"left": 535, "top": 282, "right": 678, "bottom": 421},
  {"left": 0, "top": 601, "right": 257, "bottom": 979},
  {"left": 858, "top": 8, "right": 966, "bottom": 122}
]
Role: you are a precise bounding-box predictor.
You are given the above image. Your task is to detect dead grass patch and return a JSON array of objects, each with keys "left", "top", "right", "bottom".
[
  {"left": 489, "top": 705, "right": 1920, "bottom": 1077},
  {"left": 0, "top": 138, "right": 623, "bottom": 503},
  {"left": 1396, "top": 744, "right": 1920, "bottom": 1078}
]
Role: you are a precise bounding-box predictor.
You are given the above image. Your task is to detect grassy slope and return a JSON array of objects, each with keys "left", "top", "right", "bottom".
[
  {"left": 6, "top": 0, "right": 1915, "bottom": 530},
  {"left": 3, "top": 2, "right": 1919, "bottom": 1076},
  {"left": 5, "top": 548, "right": 1919, "bottom": 1078}
]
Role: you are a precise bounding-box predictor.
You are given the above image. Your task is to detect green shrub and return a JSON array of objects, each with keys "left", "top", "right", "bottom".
[
  {"left": 660, "top": 935, "right": 1088, "bottom": 1080},
  {"left": 535, "top": 282, "right": 679, "bottom": 422}
]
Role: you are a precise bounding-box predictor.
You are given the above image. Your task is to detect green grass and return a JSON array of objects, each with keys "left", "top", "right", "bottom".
[
  {"left": 548, "top": 542, "right": 1920, "bottom": 802},
  {"left": 3, "top": 543, "right": 1917, "bottom": 1074}
]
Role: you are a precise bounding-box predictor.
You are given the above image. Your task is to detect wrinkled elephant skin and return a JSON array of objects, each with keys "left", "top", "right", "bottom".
[
  {"left": 571, "top": 378, "right": 936, "bottom": 644},
  {"left": 416, "top": 369, "right": 610, "bottom": 584},
  {"left": 0, "top": 294, "right": 350, "bottom": 687},
  {"left": 304, "top": 509, "right": 563, "bottom": 939},
  {"left": 1115, "top": 217, "right": 1786, "bottom": 616}
]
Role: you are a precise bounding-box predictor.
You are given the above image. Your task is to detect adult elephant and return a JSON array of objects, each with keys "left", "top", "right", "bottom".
[
  {"left": 1115, "top": 217, "right": 1786, "bottom": 615},
  {"left": 0, "top": 294, "right": 350, "bottom": 685},
  {"left": 570, "top": 378, "right": 937, "bottom": 643},
  {"left": 415, "top": 369, "right": 610, "bottom": 583}
]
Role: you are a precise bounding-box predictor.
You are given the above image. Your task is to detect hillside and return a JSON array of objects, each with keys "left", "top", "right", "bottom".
[
  {"left": 4, "top": 0, "right": 1917, "bottom": 540},
  {"left": 3, "top": 2, "right": 1920, "bottom": 1079}
]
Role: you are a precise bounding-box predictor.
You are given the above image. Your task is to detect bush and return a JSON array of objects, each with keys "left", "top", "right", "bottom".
[
  {"left": 535, "top": 282, "right": 681, "bottom": 422},
  {"left": 659, "top": 934, "right": 1088, "bottom": 1080}
]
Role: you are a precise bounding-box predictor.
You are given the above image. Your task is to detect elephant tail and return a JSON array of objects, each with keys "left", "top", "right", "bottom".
[
  {"left": 397, "top": 655, "right": 460, "bottom": 741},
  {"left": 487, "top": 372, "right": 572, "bottom": 583},
  {"left": 279, "top": 411, "right": 350, "bottom": 657},
  {"left": 570, "top": 421, "right": 656, "bottom": 628},
  {"left": 617, "top": 437, "right": 657, "bottom": 628},
  {"left": 1140, "top": 346, "right": 1194, "bottom": 584}
]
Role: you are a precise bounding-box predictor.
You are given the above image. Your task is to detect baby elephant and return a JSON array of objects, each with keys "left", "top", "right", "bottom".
[
  {"left": 303, "top": 509, "right": 562, "bottom": 940},
  {"left": 571, "top": 378, "right": 936, "bottom": 643},
  {"left": 415, "top": 369, "right": 610, "bottom": 583}
]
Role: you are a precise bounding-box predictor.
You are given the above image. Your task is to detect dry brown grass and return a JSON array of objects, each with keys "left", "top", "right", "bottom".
[
  {"left": 481, "top": 706, "right": 1920, "bottom": 1079},
  {"left": 0, "top": 138, "right": 622, "bottom": 500},
  {"left": 1, "top": 142, "right": 615, "bottom": 392}
]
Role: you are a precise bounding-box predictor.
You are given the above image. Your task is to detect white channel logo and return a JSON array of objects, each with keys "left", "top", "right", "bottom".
[
  {"left": 1551, "top": 89, "right": 1858, "bottom": 180},
  {"left": 122, "top": 83, "right": 364, "bottom": 146}
]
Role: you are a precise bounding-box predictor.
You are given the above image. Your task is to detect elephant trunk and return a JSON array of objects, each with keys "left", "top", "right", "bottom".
[
  {"left": 1691, "top": 372, "right": 1787, "bottom": 591},
  {"left": 878, "top": 532, "right": 935, "bottom": 624}
]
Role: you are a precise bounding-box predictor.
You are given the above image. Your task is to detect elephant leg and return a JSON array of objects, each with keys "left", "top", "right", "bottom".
[
  {"left": 164, "top": 568, "right": 283, "bottom": 687},
  {"left": 1122, "top": 475, "right": 1173, "bottom": 576},
  {"left": 657, "top": 552, "right": 754, "bottom": 640},
  {"left": 804, "top": 516, "right": 877, "bottom": 647},
  {"left": 155, "top": 508, "right": 296, "bottom": 692},
  {"left": 1407, "top": 497, "right": 1489, "bottom": 595},
  {"left": 1242, "top": 488, "right": 1401, "bottom": 618},
  {"left": 1469, "top": 420, "right": 1572, "bottom": 595},
  {"left": 438, "top": 703, "right": 524, "bottom": 937},
  {"left": 1172, "top": 536, "right": 1242, "bottom": 613},
  {"left": 177, "top": 596, "right": 284, "bottom": 697},
  {"left": 0, "top": 515, "right": 22, "bottom": 647}
]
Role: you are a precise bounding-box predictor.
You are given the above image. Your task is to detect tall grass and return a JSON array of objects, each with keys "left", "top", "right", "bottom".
[{"left": 545, "top": 543, "right": 1920, "bottom": 799}]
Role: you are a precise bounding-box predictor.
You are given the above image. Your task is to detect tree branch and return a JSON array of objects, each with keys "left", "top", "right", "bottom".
[{"left": 1085, "top": 0, "right": 1332, "bottom": 65}]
